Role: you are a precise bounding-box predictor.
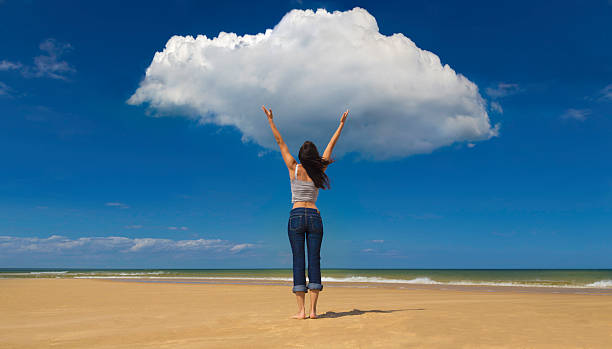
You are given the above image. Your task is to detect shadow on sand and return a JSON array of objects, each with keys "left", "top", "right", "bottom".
[{"left": 318, "top": 308, "right": 424, "bottom": 319}]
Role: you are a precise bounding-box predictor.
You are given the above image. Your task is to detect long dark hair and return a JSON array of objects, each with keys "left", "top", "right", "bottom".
[{"left": 298, "top": 141, "right": 332, "bottom": 189}]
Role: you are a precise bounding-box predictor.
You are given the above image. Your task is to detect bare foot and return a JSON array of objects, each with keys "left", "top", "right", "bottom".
[
  {"left": 308, "top": 313, "right": 318, "bottom": 319},
  {"left": 291, "top": 312, "right": 306, "bottom": 319}
]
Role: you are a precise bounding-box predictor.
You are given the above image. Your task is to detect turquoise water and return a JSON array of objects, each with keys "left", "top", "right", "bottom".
[{"left": 1, "top": 268, "right": 611, "bottom": 288}]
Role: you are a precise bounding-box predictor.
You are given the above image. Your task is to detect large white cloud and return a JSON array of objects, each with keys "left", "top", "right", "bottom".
[{"left": 128, "top": 7, "right": 498, "bottom": 160}]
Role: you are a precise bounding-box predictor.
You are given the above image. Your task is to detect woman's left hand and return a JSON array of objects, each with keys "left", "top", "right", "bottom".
[{"left": 262, "top": 105, "right": 274, "bottom": 121}]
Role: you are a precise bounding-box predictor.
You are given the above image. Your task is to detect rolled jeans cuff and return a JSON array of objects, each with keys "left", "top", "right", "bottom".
[
  {"left": 307, "top": 283, "right": 323, "bottom": 291},
  {"left": 292, "top": 285, "right": 308, "bottom": 293}
]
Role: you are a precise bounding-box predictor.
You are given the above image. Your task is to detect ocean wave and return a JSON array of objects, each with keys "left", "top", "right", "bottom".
[
  {"left": 73, "top": 275, "right": 424, "bottom": 283},
  {"left": 320, "top": 277, "right": 612, "bottom": 288},
  {"left": 72, "top": 271, "right": 167, "bottom": 276},
  {"left": 5, "top": 272, "right": 611, "bottom": 289},
  {"left": 586, "top": 280, "right": 612, "bottom": 287},
  {"left": 68, "top": 275, "right": 612, "bottom": 289},
  {"left": 0, "top": 271, "right": 165, "bottom": 277},
  {"left": 29, "top": 271, "right": 69, "bottom": 274},
  {"left": 322, "top": 276, "right": 440, "bottom": 284},
  {"left": 74, "top": 275, "right": 294, "bottom": 281}
]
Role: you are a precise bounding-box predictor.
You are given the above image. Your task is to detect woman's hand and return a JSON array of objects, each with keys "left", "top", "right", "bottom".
[
  {"left": 322, "top": 108, "right": 349, "bottom": 164},
  {"left": 340, "top": 109, "right": 349, "bottom": 123},
  {"left": 262, "top": 105, "right": 297, "bottom": 171},
  {"left": 262, "top": 105, "right": 274, "bottom": 121}
]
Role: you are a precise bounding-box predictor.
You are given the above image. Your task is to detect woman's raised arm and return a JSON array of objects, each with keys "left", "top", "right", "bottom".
[
  {"left": 322, "top": 109, "right": 349, "bottom": 164},
  {"left": 262, "top": 105, "right": 297, "bottom": 172}
]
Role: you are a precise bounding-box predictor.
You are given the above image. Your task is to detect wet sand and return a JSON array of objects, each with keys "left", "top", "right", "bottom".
[{"left": 1, "top": 278, "right": 611, "bottom": 348}]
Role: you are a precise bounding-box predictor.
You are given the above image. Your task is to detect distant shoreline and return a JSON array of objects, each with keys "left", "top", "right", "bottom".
[
  {"left": 95, "top": 277, "right": 612, "bottom": 296},
  {"left": 2, "top": 268, "right": 611, "bottom": 290},
  {"left": 2, "top": 275, "right": 612, "bottom": 295}
]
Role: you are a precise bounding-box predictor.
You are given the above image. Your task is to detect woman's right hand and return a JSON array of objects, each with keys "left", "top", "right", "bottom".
[{"left": 262, "top": 105, "right": 273, "bottom": 121}]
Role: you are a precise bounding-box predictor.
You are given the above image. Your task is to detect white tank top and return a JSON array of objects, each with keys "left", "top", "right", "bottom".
[{"left": 290, "top": 164, "right": 319, "bottom": 203}]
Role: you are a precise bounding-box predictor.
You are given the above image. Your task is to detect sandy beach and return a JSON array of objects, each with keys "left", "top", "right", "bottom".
[{"left": 0, "top": 279, "right": 611, "bottom": 348}]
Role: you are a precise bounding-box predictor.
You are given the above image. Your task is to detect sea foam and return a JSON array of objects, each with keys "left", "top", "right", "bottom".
[
  {"left": 69, "top": 275, "right": 612, "bottom": 289},
  {"left": 5, "top": 271, "right": 611, "bottom": 289},
  {"left": 586, "top": 280, "right": 612, "bottom": 288}
]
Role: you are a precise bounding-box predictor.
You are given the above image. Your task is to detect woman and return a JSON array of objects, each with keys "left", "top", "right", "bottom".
[{"left": 262, "top": 105, "right": 348, "bottom": 319}]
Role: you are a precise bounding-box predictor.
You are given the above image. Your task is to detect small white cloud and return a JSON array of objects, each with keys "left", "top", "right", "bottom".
[
  {"left": 125, "top": 225, "right": 143, "bottom": 229},
  {"left": 128, "top": 238, "right": 162, "bottom": 252},
  {"left": 0, "top": 81, "right": 10, "bottom": 96},
  {"left": 490, "top": 101, "right": 503, "bottom": 114},
  {"left": 0, "top": 60, "right": 22, "bottom": 71},
  {"left": 371, "top": 239, "right": 384, "bottom": 243},
  {"left": 229, "top": 243, "right": 255, "bottom": 252},
  {"left": 467, "top": 143, "right": 476, "bottom": 148},
  {"left": 168, "top": 226, "right": 188, "bottom": 231},
  {"left": 168, "top": 226, "right": 189, "bottom": 231},
  {"left": 27, "top": 39, "right": 75, "bottom": 80},
  {"left": 128, "top": 7, "right": 498, "bottom": 160},
  {"left": 0, "top": 39, "right": 74, "bottom": 80},
  {"left": 362, "top": 248, "right": 374, "bottom": 253},
  {"left": 486, "top": 83, "right": 521, "bottom": 98},
  {"left": 105, "top": 202, "right": 130, "bottom": 209},
  {"left": 600, "top": 84, "right": 612, "bottom": 101},
  {"left": 561, "top": 108, "right": 590, "bottom": 121}
]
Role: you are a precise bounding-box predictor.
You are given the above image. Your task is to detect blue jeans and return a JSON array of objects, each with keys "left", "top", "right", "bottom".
[{"left": 288, "top": 207, "right": 324, "bottom": 293}]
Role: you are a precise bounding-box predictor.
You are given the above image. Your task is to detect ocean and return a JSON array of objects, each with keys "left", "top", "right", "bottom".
[{"left": 1, "top": 268, "right": 611, "bottom": 289}]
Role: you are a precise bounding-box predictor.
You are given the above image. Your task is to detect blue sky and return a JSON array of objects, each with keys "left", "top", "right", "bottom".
[{"left": 0, "top": 0, "right": 610, "bottom": 268}]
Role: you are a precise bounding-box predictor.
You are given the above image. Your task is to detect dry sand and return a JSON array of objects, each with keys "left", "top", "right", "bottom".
[{"left": 1, "top": 278, "right": 611, "bottom": 348}]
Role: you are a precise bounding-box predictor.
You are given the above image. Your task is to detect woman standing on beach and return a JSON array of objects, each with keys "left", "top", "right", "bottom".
[{"left": 262, "top": 105, "right": 348, "bottom": 319}]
